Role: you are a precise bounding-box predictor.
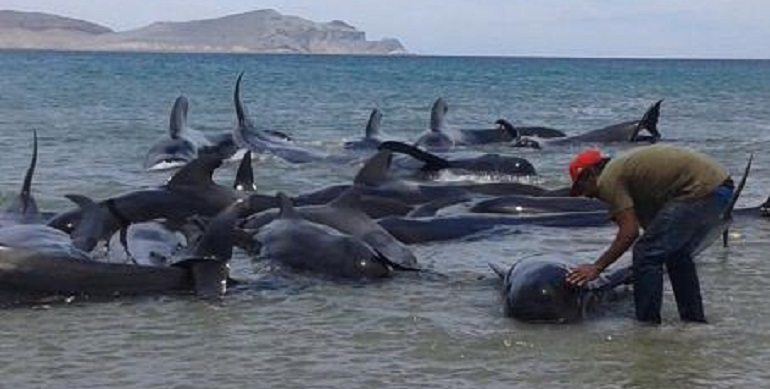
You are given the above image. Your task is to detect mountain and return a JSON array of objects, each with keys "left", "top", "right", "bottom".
[
  {"left": 0, "top": 10, "right": 112, "bottom": 49},
  {"left": 0, "top": 9, "right": 407, "bottom": 55}
]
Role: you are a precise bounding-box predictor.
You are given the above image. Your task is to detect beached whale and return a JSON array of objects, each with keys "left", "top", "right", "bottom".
[
  {"left": 254, "top": 193, "right": 395, "bottom": 280},
  {"left": 343, "top": 108, "right": 388, "bottom": 150},
  {"left": 232, "top": 72, "right": 333, "bottom": 164},
  {"left": 379, "top": 141, "right": 537, "bottom": 178},
  {"left": 244, "top": 186, "right": 418, "bottom": 269},
  {"left": 379, "top": 211, "right": 610, "bottom": 244},
  {"left": 48, "top": 154, "right": 275, "bottom": 252},
  {"left": 489, "top": 259, "right": 632, "bottom": 323},
  {"left": 0, "top": 200, "right": 243, "bottom": 301},
  {"left": 456, "top": 119, "right": 567, "bottom": 145},
  {"left": 413, "top": 98, "right": 566, "bottom": 150},
  {"left": 511, "top": 100, "right": 663, "bottom": 149},
  {"left": 143, "top": 95, "right": 242, "bottom": 170},
  {"left": 295, "top": 150, "right": 555, "bottom": 210}
]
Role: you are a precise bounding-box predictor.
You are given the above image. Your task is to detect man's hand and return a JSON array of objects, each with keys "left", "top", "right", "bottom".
[{"left": 566, "top": 264, "right": 601, "bottom": 286}]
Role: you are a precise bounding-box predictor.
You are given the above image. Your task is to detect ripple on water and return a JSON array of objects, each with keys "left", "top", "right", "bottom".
[{"left": 2, "top": 53, "right": 770, "bottom": 388}]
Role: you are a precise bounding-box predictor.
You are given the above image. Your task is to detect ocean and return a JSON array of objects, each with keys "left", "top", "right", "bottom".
[{"left": 1, "top": 50, "right": 769, "bottom": 388}]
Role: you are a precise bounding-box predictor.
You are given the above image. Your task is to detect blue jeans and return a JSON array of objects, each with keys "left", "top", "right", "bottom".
[{"left": 632, "top": 185, "right": 732, "bottom": 324}]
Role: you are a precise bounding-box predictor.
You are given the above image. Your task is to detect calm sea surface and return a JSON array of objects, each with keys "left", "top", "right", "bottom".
[{"left": 1, "top": 51, "right": 770, "bottom": 388}]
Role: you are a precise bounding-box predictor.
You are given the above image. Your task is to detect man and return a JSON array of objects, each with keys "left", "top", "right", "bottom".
[{"left": 565, "top": 145, "right": 734, "bottom": 324}]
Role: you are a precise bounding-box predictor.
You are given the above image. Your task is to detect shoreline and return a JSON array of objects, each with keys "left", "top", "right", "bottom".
[{"left": 0, "top": 47, "right": 767, "bottom": 62}]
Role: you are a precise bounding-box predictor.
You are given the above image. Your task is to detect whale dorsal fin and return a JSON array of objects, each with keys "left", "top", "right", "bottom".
[
  {"left": 329, "top": 186, "right": 364, "bottom": 210},
  {"left": 353, "top": 150, "right": 392, "bottom": 186},
  {"left": 632, "top": 99, "right": 663, "bottom": 141},
  {"left": 429, "top": 98, "right": 448, "bottom": 132},
  {"left": 365, "top": 109, "right": 383, "bottom": 138},
  {"left": 494, "top": 119, "right": 519, "bottom": 140},
  {"left": 234, "top": 151, "right": 256, "bottom": 192},
  {"left": 169, "top": 96, "right": 189, "bottom": 139},
  {"left": 722, "top": 153, "right": 753, "bottom": 247},
  {"left": 167, "top": 154, "right": 222, "bottom": 189},
  {"left": 234, "top": 71, "right": 248, "bottom": 127},
  {"left": 378, "top": 141, "right": 450, "bottom": 171},
  {"left": 18, "top": 130, "right": 38, "bottom": 215},
  {"left": 277, "top": 192, "right": 300, "bottom": 219}
]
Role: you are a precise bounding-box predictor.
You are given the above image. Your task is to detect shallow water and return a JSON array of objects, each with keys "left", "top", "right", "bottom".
[{"left": 1, "top": 51, "right": 770, "bottom": 388}]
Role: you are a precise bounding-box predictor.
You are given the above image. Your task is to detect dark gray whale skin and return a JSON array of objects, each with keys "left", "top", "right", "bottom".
[
  {"left": 379, "top": 141, "right": 536, "bottom": 178},
  {"left": 490, "top": 259, "right": 631, "bottom": 323},
  {"left": 0, "top": 248, "right": 192, "bottom": 296},
  {"left": 255, "top": 194, "right": 393, "bottom": 280},
  {"left": 0, "top": 199, "right": 244, "bottom": 301},
  {"left": 511, "top": 100, "right": 663, "bottom": 149},
  {"left": 378, "top": 211, "right": 609, "bottom": 244},
  {"left": 470, "top": 195, "right": 606, "bottom": 214},
  {"left": 457, "top": 119, "right": 567, "bottom": 145}
]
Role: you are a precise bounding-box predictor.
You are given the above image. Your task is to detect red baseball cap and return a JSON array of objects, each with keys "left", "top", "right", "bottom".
[{"left": 569, "top": 148, "right": 604, "bottom": 195}]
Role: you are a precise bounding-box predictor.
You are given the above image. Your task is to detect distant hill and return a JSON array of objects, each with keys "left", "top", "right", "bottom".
[{"left": 0, "top": 9, "right": 408, "bottom": 55}]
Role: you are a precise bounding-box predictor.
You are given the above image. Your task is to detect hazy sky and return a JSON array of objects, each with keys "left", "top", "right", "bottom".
[{"left": 2, "top": 0, "right": 769, "bottom": 58}]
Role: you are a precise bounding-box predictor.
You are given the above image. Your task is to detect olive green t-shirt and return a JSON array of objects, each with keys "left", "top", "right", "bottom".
[{"left": 596, "top": 145, "right": 728, "bottom": 228}]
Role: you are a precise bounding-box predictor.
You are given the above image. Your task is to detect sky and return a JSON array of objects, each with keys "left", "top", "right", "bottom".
[{"left": 2, "top": 0, "right": 770, "bottom": 59}]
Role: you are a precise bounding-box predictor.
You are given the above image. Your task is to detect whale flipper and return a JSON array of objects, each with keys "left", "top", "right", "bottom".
[
  {"left": 64, "top": 194, "right": 116, "bottom": 253},
  {"left": 378, "top": 141, "right": 450, "bottom": 171},
  {"left": 406, "top": 195, "right": 471, "bottom": 218}
]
